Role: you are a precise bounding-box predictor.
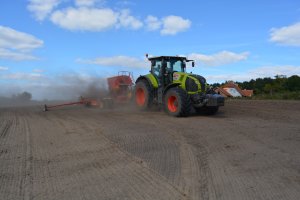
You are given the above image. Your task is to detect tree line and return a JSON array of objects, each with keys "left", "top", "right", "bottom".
[{"left": 211, "top": 75, "right": 300, "bottom": 99}]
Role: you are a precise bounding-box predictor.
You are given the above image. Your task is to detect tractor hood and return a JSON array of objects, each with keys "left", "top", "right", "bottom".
[{"left": 173, "top": 72, "right": 207, "bottom": 93}]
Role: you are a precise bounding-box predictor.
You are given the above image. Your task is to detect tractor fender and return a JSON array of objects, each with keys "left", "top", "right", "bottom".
[
  {"left": 136, "top": 76, "right": 151, "bottom": 86},
  {"left": 135, "top": 76, "right": 154, "bottom": 97},
  {"left": 136, "top": 74, "right": 158, "bottom": 88},
  {"left": 163, "top": 83, "right": 181, "bottom": 96}
]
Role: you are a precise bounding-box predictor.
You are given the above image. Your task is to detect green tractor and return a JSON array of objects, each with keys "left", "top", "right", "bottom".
[{"left": 135, "top": 55, "right": 224, "bottom": 117}]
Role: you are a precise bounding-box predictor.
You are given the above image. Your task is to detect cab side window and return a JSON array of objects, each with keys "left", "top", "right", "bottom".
[{"left": 152, "top": 61, "right": 162, "bottom": 77}]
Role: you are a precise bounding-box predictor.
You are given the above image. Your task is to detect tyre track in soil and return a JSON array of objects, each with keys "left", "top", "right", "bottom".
[
  {"left": 61, "top": 101, "right": 300, "bottom": 200},
  {"left": 11, "top": 107, "right": 186, "bottom": 200},
  {"left": 0, "top": 100, "right": 300, "bottom": 200},
  {"left": 170, "top": 102, "right": 300, "bottom": 200},
  {"left": 0, "top": 109, "right": 32, "bottom": 200},
  {"left": 131, "top": 103, "right": 300, "bottom": 200},
  {"left": 81, "top": 109, "right": 212, "bottom": 200}
]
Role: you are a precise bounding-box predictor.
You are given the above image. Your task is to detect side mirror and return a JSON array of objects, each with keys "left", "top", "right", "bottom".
[{"left": 192, "top": 61, "right": 195, "bottom": 67}]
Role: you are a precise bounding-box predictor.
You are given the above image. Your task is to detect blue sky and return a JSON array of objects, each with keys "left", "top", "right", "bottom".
[{"left": 0, "top": 0, "right": 300, "bottom": 100}]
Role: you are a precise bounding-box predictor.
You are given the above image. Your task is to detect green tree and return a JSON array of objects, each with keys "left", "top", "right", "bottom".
[
  {"left": 285, "top": 75, "right": 300, "bottom": 91},
  {"left": 264, "top": 83, "right": 274, "bottom": 95}
]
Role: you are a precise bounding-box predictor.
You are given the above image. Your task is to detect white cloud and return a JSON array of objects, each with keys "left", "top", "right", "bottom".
[
  {"left": 248, "top": 66, "right": 300, "bottom": 78},
  {"left": 0, "top": 66, "right": 9, "bottom": 71},
  {"left": 189, "top": 51, "right": 249, "bottom": 67},
  {"left": 33, "top": 69, "right": 44, "bottom": 73},
  {"left": 0, "top": 26, "right": 42, "bottom": 61},
  {"left": 145, "top": 15, "right": 162, "bottom": 31},
  {"left": 3, "top": 72, "right": 43, "bottom": 80},
  {"left": 79, "top": 51, "right": 248, "bottom": 70},
  {"left": 161, "top": 15, "right": 191, "bottom": 35},
  {"left": 270, "top": 22, "right": 300, "bottom": 46},
  {"left": 0, "top": 25, "right": 43, "bottom": 51},
  {"left": 78, "top": 55, "right": 147, "bottom": 68},
  {"left": 117, "top": 0, "right": 135, "bottom": 7},
  {"left": 28, "top": 0, "right": 61, "bottom": 21},
  {"left": 117, "top": 9, "right": 143, "bottom": 30},
  {"left": 27, "top": 1, "right": 190, "bottom": 35},
  {"left": 0, "top": 48, "right": 37, "bottom": 61},
  {"left": 75, "top": 0, "right": 104, "bottom": 7},
  {"left": 207, "top": 66, "right": 300, "bottom": 83},
  {"left": 50, "top": 7, "right": 143, "bottom": 31},
  {"left": 50, "top": 7, "right": 118, "bottom": 31}
]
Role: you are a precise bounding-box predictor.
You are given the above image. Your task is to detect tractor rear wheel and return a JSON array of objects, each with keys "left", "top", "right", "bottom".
[
  {"left": 195, "top": 106, "right": 219, "bottom": 115},
  {"left": 164, "top": 87, "right": 191, "bottom": 117},
  {"left": 135, "top": 80, "right": 153, "bottom": 110}
]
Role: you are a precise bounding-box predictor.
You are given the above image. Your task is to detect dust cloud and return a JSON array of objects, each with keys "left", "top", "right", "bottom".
[
  {"left": 0, "top": 75, "right": 110, "bottom": 107},
  {"left": 0, "top": 92, "right": 36, "bottom": 107}
]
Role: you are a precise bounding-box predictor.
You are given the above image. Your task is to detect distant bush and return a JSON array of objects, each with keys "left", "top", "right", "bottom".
[{"left": 250, "top": 91, "right": 300, "bottom": 100}]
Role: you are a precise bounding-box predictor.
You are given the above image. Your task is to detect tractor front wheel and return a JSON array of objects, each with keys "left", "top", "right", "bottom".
[
  {"left": 164, "top": 87, "right": 191, "bottom": 117},
  {"left": 135, "top": 80, "right": 153, "bottom": 110}
]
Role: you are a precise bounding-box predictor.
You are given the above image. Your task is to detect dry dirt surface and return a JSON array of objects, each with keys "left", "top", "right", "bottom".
[{"left": 0, "top": 100, "right": 300, "bottom": 200}]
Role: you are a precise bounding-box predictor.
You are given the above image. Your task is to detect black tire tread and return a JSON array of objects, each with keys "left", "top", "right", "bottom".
[
  {"left": 135, "top": 79, "right": 154, "bottom": 110},
  {"left": 164, "top": 87, "right": 191, "bottom": 117}
]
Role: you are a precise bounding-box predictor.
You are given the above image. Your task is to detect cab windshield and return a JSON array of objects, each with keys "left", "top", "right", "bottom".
[
  {"left": 151, "top": 58, "right": 186, "bottom": 77},
  {"left": 167, "top": 59, "right": 186, "bottom": 73}
]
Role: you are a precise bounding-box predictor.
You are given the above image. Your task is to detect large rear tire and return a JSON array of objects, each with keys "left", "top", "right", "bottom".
[
  {"left": 135, "top": 80, "right": 153, "bottom": 110},
  {"left": 195, "top": 106, "right": 219, "bottom": 115},
  {"left": 164, "top": 87, "right": 191, "bottom": 117}
]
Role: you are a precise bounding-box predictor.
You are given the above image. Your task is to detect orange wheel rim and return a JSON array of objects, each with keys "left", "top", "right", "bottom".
[
  {"left": 168, "top": 95, "right": 178, "bottom": 112},
  {"left": 136, "top": 88, "right": 145, "bottom": 106}
]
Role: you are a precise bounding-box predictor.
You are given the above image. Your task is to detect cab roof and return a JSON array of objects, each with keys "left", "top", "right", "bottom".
[{"left": 148, "top": 56, "right": 188, "bottom": 61}]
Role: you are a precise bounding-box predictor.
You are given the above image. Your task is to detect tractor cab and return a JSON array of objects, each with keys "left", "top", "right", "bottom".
[{"left": 149, "top": 56, "right": 194, "bottom": 87}]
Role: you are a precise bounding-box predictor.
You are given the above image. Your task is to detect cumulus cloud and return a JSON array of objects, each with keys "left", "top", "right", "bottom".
[
  {"left": 117, "top": 9, "right": 143, "bottom": 30},
  {"left": 0, "top": 49, "right": 38, "bottom": 61},
  {"left": 0, "top": 25, "right": 43, "bottom": 51},
  {"left": 50, "top": 7, "right": 143, "bottom": 31},
  {"left": 161, "top": 15, "right": 191, "bottom": 35},
  {"left": 248, "top": 66, "right": 300, "bottom": 78},
  {"left": 75, "top": 0, "right": 95, "bottom": 7},
  {"left": 75, "top": 0, "right": 104, "bottom": 7},
  {"left": 0, "top": 26, "right": 43, "bottom": 60},
  {"left": 2, "top": 72, "right": 44, "bottom": 80},
  {"left": 207, "top": 66, "right": 300, "bottom": 83},
  {"left": 0, "top": 66, "right": 9, "bottom": 71},
  {"left": 79, "top": 51, "right": 247, "bottom": 69},
  {"left": 145, "top": 15, "right": 162, "bottom": 31},
  {"left": 189, "top": 51, "right": 249, "bottom": 67},
  {"left": 270, "top": 22, "right": 300, "bottom": 46},
  {"left": 27, "top": 1, "right": 190, "bottom": 34},
  {"left": 33, "top": 69, "right": 44, "bottom": 73},
  {"left": 50, "top": 7, "right": 118, "bottom": 31},
  {"left": 78, "top": 55, "right": 147, "bottom": 68},
  {"left": 145, "top": 15, "right": 191, "bottom": 35},
  {"left": 27, "top": 0, "right": 61, "bottom": 21}
]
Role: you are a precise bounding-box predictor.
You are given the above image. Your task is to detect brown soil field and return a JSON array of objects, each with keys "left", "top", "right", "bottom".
[{"left": 1, "top": 100, "right": 300, "bottom": 200}]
